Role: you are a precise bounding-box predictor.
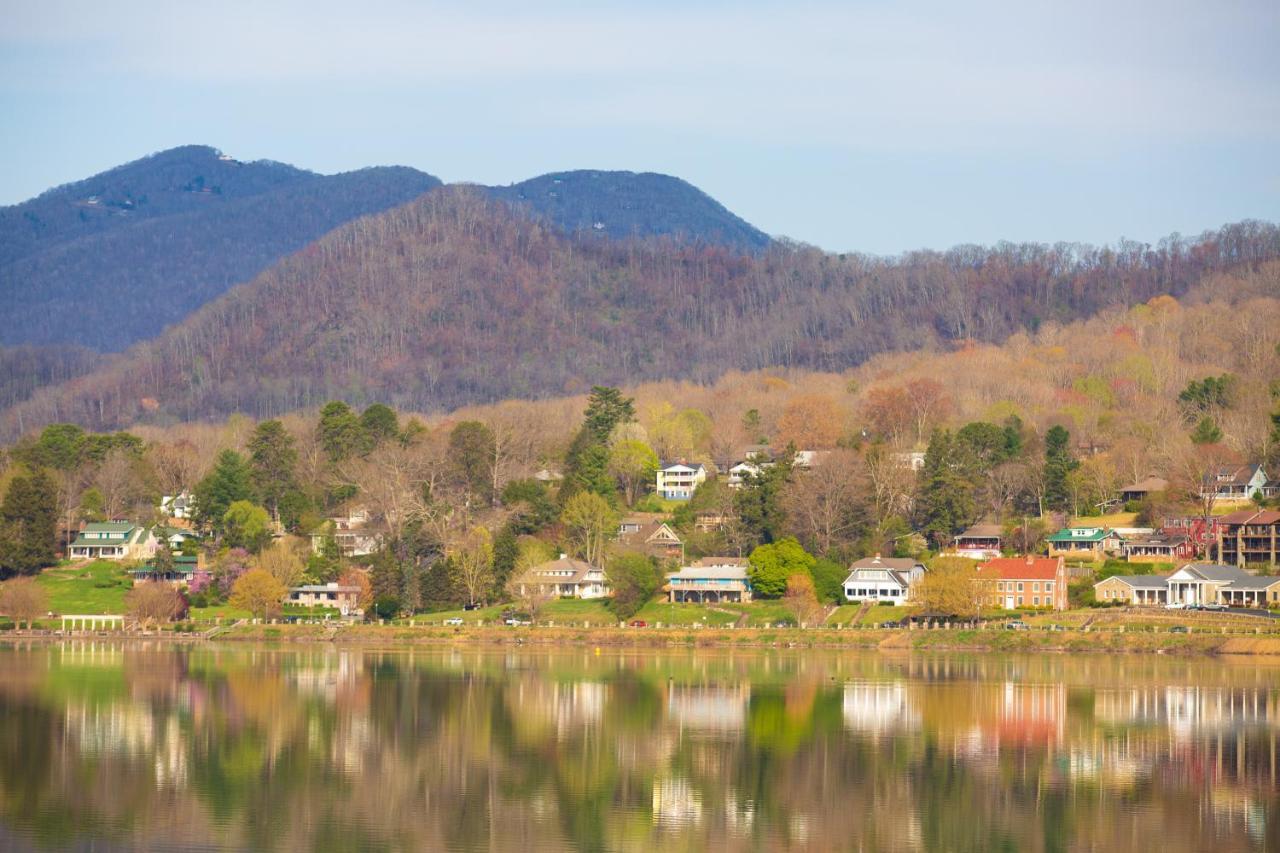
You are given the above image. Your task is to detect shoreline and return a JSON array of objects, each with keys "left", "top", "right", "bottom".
[{"left": 5, "top": 624, "right": 1280, "bottom": 656}]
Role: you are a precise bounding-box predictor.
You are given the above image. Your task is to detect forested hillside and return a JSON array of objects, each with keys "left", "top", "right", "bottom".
[
  {"left": 487, "top": 170, "right": 770, "bottom": 252},
  {"left": 2, "top": 183, "right": 1276, "bottom": 438},
  {"left": 0, "top": 145, "right": 441, "bottom": 350}
]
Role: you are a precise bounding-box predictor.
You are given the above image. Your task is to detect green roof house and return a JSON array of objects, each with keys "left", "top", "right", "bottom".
[
  {"left": 1046, "top": 526, "right": 1121, "bottom": 558},
  {"left": 69, "top": 522, "right": 158, "bottom": 561}
]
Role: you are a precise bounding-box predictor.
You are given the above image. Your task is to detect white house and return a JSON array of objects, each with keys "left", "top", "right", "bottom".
[
  {"left": 842, "top": 555, "right": 926, "bottom": 605},
  {"left": 288, "top": 583, "right": 364, "bottom": 616},
  {"left": 656, "top": 462, "right": 707, "bottom": 501},
  {"left": 159, "top": 491, "right": 196, "bottom": 520},
  {"left": 1095, "top": 562, "right": 1280, "bottom": 609},
  {"left": 310, "top": 507, "right": 384, "bottom": 557},
  {"left": 518, "top": 555, "right": 610, "bottom": 599},
  {"left": 68, "top": 522, "right": 158, "bottom": 561}
]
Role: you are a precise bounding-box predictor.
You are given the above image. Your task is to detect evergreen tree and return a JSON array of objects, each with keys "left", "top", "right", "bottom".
[
  {"left": 359, "top": 403, "right": 400, "bottom": 451},
  {"left": 1042, "top": 425, "right": 1078, "bottom": 512},
  {"left": 193, "top": 450, "right": 253, "bottom": 532},
  {"left": 582, "top": 386, "right": 635, "bottom": 442},
  {"left": 448, "top": 421, "right": 497, "bottom": 503},
  {"left": 1189, "top": 416, "right": 1223, "bottom": 445},
  {"left": 917, "top": 430, "right": 974, "bottom": 547},
  {"left": 317, "top": 401, "right": 364, "bottom": 463},
  {"left": 491, "top": 525, "right": 519, "bottom": 595},
  {"left": 734, "top": 451, "right": 795, "bottom": 545},
  {"left": 247, "top": 420, "right": 299, "bottom": 522},
  {"left": 0, "top": 469, "right": 58, "bottom": 577}
]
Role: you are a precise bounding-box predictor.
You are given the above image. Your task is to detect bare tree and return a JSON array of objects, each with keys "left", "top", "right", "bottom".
[
  {"left": 781, "top": 450, "right": 866, "bottom": 554},
  {"left": 451, "top": 526, "right": 494, "bottom": 605}
]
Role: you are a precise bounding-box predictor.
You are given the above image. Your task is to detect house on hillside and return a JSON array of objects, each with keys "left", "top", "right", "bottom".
[
  {"left": 1118, "top": 477, "right": 1168, "bottom": 504},
  {"left": 656, "top": 462, "right": 706, "bottom": 501},
  {"left": 1215, "top": 509, "right": 1280, "bottom": 568},
  {"left": 517, "top": 555, "right": 610, "bottom": 599},
  {"left": 288, "top": 583, "right": 364, "bottom": 616},
  {"left": 1097, "top": 562, "right": 1280, "bottom": 608},
  {"left": 310, "top": 507, "right": 384, "bottom": 558},
  {"left": 1123, "top": 532, "right": 1195, "bottom": 564},
  {"left": 1201, "top": 464, "right": 1271, "bottom": 503},
  {"left": 977, "top": 556, "right": 1068, "bottom": 611},
  {"left": 665, "top": 558, "right": 752, "bottom": 603},
  {"left": 1162, "top": 515, "right": 1223, "bottom": 556},
  {"left": 842, "top": 555, "right": 926, "bottom": 605},
  {"left": 726, "top": 446, "right": 773, "bottom": 489},
  {"left": 159, "top": 491, "right": 196, "bottom": 520},
  {"left": 617, "top": 514, "right": 684, "bottom": 560},
  {"left": 951, "top": 523, "right": 1003, "bottom": 560},
  {"left": 153, "top": 525, "right": 200, "bottom": 551},
  {"left": 68, "top": 522, "right": 158, "bottom": 561},
  {"left": 129, "top": 554, "right": 205, "bottom": 587},
  {"left": 1046, "top": 527, "right": 1121, "bottom": 559}
]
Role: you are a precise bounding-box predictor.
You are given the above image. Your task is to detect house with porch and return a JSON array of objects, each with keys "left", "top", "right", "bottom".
[
  {"left": 665, "top": 558, "right": 752, "bottom": 603},
  {"left": 951, "top": 523, "right": 1003, "bottom": 560},
  {"left": 159, "top": 491, "right": 196, "bottom": 520},
  {"left": 288, "top": 583, "right": 364, "bottom": 616},
  {"left": 517, "top": 555, "right": 610, "bottom": 599},
  {"left": 1103, "top": 562, "right": 1280, "bottom": 608},
  {"left": 1046, "top": 526, "right": 1121, "bottom": 559},
  {"left": 656, "top": 462, "right": 707, "bottom": 500},
  {"left": 842, "top": 555, "right": 926, "bottom": 605},
  {"left": 68, "top": 522, "right": 158, "bottom": 561},
  {"left": 1118, "top": 476, "right": 1168, "bottom": 504},
  {"left": 309, "top": 506, "right": 385, "bottom": 558},
  {"left": 153, "top": 525, "right": 200, "bottom": 551},
  {"left": 1215, "top": 509, "right": 1280, "bottom": 569},
  {"left": 617, "top": 514, "right": 684, "bottom": 560},
  {"left": 129, "top": 555, "right": 205, "bottom": 587},
  {"left": 976, "top": 556, "right": 1068, "bottom": 611},
  {"left": 1094, "top": 574, "right": 1170, "bottom": 606},
  {"left": 725, "top": 446, "right": 773, "bottom": 489},
  {"left": 1123, "top": 532, "right": 1195, "bottom": 564},
  {"left": 1201, "top": 464, "right": 1270, "bottom": 504}
]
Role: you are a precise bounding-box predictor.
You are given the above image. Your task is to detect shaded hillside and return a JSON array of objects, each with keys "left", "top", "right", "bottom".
[
  {"left": 2, "top": 187, "right": 1277, "bottom": 437},
  {"left": 486, "top": 170, "right": 769, "bottom": 252},
  {"left": 0, "top": 145, "right": 441, "bottom": 350}
]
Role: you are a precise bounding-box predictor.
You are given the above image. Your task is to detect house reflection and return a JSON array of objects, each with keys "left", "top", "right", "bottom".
[
  {"left": 666, "top": 683, "right": 749, "bottom": 734},
  {"left": 842, "top": 681, "right": 920, "bottom": 736}
]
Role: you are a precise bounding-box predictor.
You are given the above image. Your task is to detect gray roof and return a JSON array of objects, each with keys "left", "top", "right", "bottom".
[
  {"left": 667, "top": 565, "right": 749, "bottom": 581},
  {"left": 1180, "top": 562, "right": 1253, "bottom": 583},
  {"left": 291, "top": 584, "right": 360, "bottom": 593},
  {"left": 1100, "top": 575, "right": 1170, "bottom": 590},
  {"left": 848, "top": 556, "right": 923, "bottom": 571},
  {"left": 525, "top": 557, "right": 599, "bottom": 585}
]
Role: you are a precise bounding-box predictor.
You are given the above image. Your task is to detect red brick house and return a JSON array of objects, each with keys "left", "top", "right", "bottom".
[{"left": 977, "top": 556, "right": 1068, "bottom": 611}]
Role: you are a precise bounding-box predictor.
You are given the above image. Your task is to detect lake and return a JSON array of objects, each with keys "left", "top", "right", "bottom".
[{"left": 0, "top": 643, "right": 1276, "bottom": 852}]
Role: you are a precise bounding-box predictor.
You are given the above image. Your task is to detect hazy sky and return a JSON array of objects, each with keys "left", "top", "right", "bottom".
[{"left": 1, "top": 0, "right": 1277, "bottom": 254}]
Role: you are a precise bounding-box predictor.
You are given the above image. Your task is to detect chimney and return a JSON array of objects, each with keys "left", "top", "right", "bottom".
[
  {"left": 1026, "top": 555, "right": 1034, "bottom": 565},
  {"left": 559, "top": 553, "right": 567, "bottom": 560}
]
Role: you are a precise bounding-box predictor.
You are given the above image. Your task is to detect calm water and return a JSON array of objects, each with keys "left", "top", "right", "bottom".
[{"left": 0, "top": 643, "right": 1276, "bottom": 852}]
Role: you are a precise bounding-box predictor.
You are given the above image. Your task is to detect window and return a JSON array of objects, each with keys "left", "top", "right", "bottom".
[
  {"left": 1017, "top": 582, "right": 1024, "bottom": 592},
  {"left": 1032, "top": 582, "right": 1040, "bottom": 592},
  {"left": 1045, "top": 582, "right": 1054, "bottom": 592},
  {"left": 1032, "top": 596, "right": 1039, "bottom": 606},
  {"left": 1017, "top": 596, "right": 1024, "bottom": 606}
]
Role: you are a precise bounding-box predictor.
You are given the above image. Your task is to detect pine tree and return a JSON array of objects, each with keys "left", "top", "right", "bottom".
[
  {"left": 916, "top": 430, "right": 974, "bottom": 548},
  {"left": 247, "top": 420, "right": 299, "bottom": 522},
  {"left": 193, "top": 450, "right": 253, "bottom": 532},
  {"left": 0, "top": 469, "right": 58, "bottom": 577},
  {"left": 317, "top": 401, "right": 364, "bottom": 463},
  {"left": 1042, "top": 425, "right": 1078, "bottom": 512}
]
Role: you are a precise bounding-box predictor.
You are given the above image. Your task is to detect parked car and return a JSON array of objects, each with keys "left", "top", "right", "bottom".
[
  {"left": 443, "top": 617, "right": 464, "bottom": 626},
  {"left": 880, "top": 620, "right": 903, "bottom": 629},
  {"left": 1004, "top": 620, "right": 1029, "bottom": 630},
  {"left": 462, "top": 603, "right": 483, "bottom": 611},
  {"left": 629, "top": 620, "right": 648, "bottom": 628},
  {"left": 1164, "top": 602, "right": 1185, "bottom": 610},
  {"left": 1170, "top": 625, "right": 1190, "bottom": 634},
  {"left": 504, "top": 617, "right": 531, "bottom": 626},
  {"left": 1203, "top": 603, "right": 1227, "bottom": 612}
]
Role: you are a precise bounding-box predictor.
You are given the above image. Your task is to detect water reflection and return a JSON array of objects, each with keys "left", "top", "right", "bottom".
[{"left": 0, "top": 643, "right": 1276, "bottom": 852}]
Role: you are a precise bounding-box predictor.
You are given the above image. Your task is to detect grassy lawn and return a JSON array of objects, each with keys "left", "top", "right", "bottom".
[
  {"left": 36, "top": 560, "right": 132, "bottom": 615},
  {"left": 412, "top": 604, "right": 507, "bottom": 624},
  {"left": 855, "top": 604, "right": 912, "bottom": 626},
  {"left": 541, "top": 598, "right": 618, "bottom": 625},
  {"left": 633, "top": 601, "right": 739, "bottom": 627},
  {"left": 1069, "top": 512, "right": 1138, "bottom": 527}
]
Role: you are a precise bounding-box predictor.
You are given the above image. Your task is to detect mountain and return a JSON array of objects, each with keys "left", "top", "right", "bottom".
[
  {"left": 485, "top": 170, "right": 770, "bottom": 252},
  {"left": 3, "top": 184, "right": 1275, "bottom": 438},
  {"left": 0, "top": 145, "right": 441, "bottom": 351}
]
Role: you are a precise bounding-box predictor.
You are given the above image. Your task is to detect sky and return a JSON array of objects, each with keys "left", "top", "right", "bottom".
[{"left": 1, "top": 0, "right": 1278, "bottom": 254}]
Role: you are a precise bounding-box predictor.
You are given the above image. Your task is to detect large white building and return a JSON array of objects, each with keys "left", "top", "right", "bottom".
[{"left": 656, "top": 462, "right": 707, "bottom": 501}]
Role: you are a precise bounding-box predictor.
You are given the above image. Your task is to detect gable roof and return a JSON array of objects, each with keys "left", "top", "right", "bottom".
[
  {"left": 848, "top": 556, "right": 924, "bottom": 572},
  {"left": 82, "top": 521, "right": 136, "bottom": 534},
  {"left": 1204, "top": 464, "right": 1267, "bottom": 487},
  {"left": 1047, "top": 527, "right": 1110, "bottom": 543},
  {"left": 1097, "top": 574, "right": 1170, "bottom": 590},
  {"left": 1216, "top": 509, "right": 1280, "bottom": 526},
  {"left": 1172, "top": 562, "right": 1254, "bottom": 583},
  {"left": 956, "top": 523, "right": 1003, "bottom": 540},
  {"left": 691, "top": 556, "right": 748, "bottom": 567},
  {"left": 524, "top": 556, "right": 600, "bottom": 585},
  {"left": 667, "top": 564, "right": 749, "bottom": 581},
  {"left": 977, "top": 557, "right": 1062, "bottom": 581},
  {"left": 1119, "top": 476, "right": 1168, "bottom": 494}
]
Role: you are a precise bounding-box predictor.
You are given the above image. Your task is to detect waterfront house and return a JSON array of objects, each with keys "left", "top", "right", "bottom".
[
  {"left": 129, "top": 554, "right": 205, "bottom": 587},
  {"left": 1215, "top": 509, "right": 1280, "bottom": 568},
  {"left": 665, "top": 558, "right": 752, "bottom": 603},
  {"left": 518, "top": 555, "right": 610, "bottom": 599},
  {"left": 617, "top": 514, "right": 684, "bottom": 560},
  {"left": 1096, "top": 562, "right": 1280, "bottom": 608},
  {"left": 1046, "top": 526, "right": 1121, "bottom": 559},
  {"left": 68, "top": 522, "right": 158, "bottom": 561},
  {"left": 656, "top": 462, "right": 707, "bottom": 501},
  {"left": 977, "top": 556, "right": 1068, "bottom": 610},
  {"left": 951, "top": 523, "right": 1003, "bottom": 560},
  {"left": 288, "top": 582, "right": 364, "bottom": 616},
  {"left": 842, "top": 555, "right": 926, "bottom": 605}
]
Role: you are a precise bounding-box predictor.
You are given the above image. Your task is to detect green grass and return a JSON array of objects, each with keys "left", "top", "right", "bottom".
[
  {"left": 1069, "top": 512, "right": 1138, "bottom": 527},
  {"left": 541, "top": 598, "right": 618, "bottom": 625},
  {"left": 36, "top": 560, "right": 132, "bottom": 614},
  {"left": 855, "top": 604, "right": 912, "bottom": 626},
  {"left": 412, "top": 604, "right": 507, "bottom": 624},
  {"left": 633, "top": 601, "right": 740, "bottom": 627}
]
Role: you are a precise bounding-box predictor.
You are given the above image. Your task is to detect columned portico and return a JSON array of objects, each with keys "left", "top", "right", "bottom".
[{"left": 60, "top": 615, "right": 124, "bottom": 632}]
